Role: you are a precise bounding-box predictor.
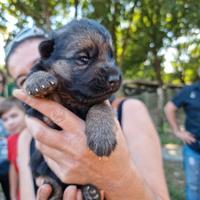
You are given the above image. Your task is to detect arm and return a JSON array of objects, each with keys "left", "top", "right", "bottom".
[
  {"left": 17, "top": 129, "right": 35, "bottom": 200},
  {"left": 164, "top": 101, "right": 180, "bottom": 133},
  {"left": 9, "top": 164, "right": 18, "bottom": 200},
  {"left": 164, "top": 101, "right": 195, "bottom": 144},
  {"left": 122, "top": 99, "right": 169, "bottom": 200},
  {"left": 14, "top": 89, "right": 167, "bottom": 200}
]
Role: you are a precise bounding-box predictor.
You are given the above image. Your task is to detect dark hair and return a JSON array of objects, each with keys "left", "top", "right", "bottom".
[{"left": 0, "top": 97, "right": 24, "bottom": 118}]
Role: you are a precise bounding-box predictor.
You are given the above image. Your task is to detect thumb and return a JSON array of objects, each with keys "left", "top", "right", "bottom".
[{"left": 37, "top": 184, "right": 52, "bottom": 200}]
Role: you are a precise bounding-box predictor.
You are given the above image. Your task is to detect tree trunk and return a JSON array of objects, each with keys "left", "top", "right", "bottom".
[
  {"left": 40, "top": 0, "right": 51, "bottom": 31},
  {"left": 152, "top": 48, "right": 164, "bottom": 131},
  {"left": 74, "top": 0, "right": 78, "bottom": 18},
  {"left": 119, "top": 0, "right": 139, "bottom": 67},
  {"left": 152, "top": 48, "right": 163, "bottom": 86},
  {"left": 111, "top": 1, "right": 118, "bottom": 59}
]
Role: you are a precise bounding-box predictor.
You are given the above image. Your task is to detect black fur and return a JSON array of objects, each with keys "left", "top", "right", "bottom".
[{"left": 24, "top": 19, "right": 122, "bottom": 200}]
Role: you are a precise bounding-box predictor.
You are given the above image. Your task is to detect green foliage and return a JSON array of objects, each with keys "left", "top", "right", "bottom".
[{"left": 1, "top": 0, "right": 200, "bottom": 84}]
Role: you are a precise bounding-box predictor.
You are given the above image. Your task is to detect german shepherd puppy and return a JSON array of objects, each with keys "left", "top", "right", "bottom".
[{"left": 24, "top": 19, "right": 122, "bottom": 200}]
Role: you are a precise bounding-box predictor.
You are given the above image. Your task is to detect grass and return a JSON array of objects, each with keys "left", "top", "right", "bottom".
[
  {"left": 164, "top": 161, "right": 185, "bottom": 200},
  {"left": 159, "top": 123, "right": 185, "bottom": 200}
]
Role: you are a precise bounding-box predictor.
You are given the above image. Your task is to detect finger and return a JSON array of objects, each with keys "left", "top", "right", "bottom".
[
  {"left": 37, "top": 184, "right": 52, "bottom": 200},
  {"left": 100, "top": 190, "right": 104, "bottom": 200},
  {"left": 63, "top": 185, "right": 78, "bottom": 200},
  {"left": 185, "top": 137, "right": 194, "bottom": 144},
  {"left": 25, "top": 116, "right": 66, "bottom": 149},
  {"left": 14, "top": 89, "right": 85, "bottom": 131},
  {"left": 185, "top": 134, "right": 196, "bottom": 143},
  {"left": 42, "top": 157, "right": 68, "bottom": 182},
  {"left": 35, "top": 140, "right": 76, "bottom": 167},
  {"left": 35, "top": 140, "right": 64, "bottom": 162},
  {"left": 188, "top": 135, "right": 196, "bottom": 143},
  {"left": 36, "top": 176, "right": 45, "bottom": 187},
  {"left": 185, "top": 139, "right": 192, "bottom": 144},
  {"left": 77, "top": 189, "right": 83, "bottom": 200}
]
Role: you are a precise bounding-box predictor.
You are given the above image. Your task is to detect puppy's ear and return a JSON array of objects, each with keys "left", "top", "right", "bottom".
[{"left": 39, "top": 39, "right": 55, "bottom": 59}]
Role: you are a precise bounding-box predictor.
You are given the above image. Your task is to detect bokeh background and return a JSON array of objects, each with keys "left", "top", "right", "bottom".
[{"left": 1, "top": 0, "right": 200, "bottom": 199}]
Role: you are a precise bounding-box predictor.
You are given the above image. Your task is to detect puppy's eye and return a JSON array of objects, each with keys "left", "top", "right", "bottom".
[{"left": 77, "top": 56, "right": 89, "bottom": 65}]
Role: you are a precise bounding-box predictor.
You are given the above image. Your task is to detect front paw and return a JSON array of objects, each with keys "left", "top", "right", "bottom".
[
  {"left": 86, "top": 103, "right": 117, "bottom": 157},
  {"left": 82, "top": 184, "right": 101, "bottom": 200},
  {"left": 87, "top": 129, "right": 117, "bottom": 157},
  {"left": 24, "top": 71, "right": 58, "bottom": 97}
]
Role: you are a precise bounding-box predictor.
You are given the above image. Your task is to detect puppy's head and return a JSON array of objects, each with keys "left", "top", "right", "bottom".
[{"left": 39, "top": 19, "right": 122, "bottom": 105}]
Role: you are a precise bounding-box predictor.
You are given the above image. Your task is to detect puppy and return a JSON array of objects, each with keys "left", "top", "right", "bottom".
[{"left": 24, "top": 19, "right": 122, "bottom": 200}]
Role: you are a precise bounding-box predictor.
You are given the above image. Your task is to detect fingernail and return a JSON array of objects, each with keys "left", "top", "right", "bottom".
[
  {"left": 42, "top": 184, "right": 52, "bottom": 193},
  {"left": 13, "top": 89, "right": 21, "bottom": 97},
  {"left": 69, "top": 185, "right": 77, "bottom": 190}
]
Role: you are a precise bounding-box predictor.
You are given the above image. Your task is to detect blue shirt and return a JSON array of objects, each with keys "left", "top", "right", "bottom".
[
  {"left": 172, "top": 81, "right": 200, "bottom": 151},
  {"left": 0, "top": 120, "right": 8, "bottom": 137},
  {"left": 0, "top": 120, "right": 9, "bottom": 175},
  {"left": 0, "top": 138, "right": 9, "bottom": 175}
]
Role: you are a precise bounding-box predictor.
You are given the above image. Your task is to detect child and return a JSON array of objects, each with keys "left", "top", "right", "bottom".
[{"left": 0, "top": 98, "right": 26, "bottom": 200}]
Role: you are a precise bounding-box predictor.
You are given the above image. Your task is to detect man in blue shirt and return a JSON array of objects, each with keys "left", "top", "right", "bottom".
[{"left": 165, "top": 80, "right": 200, "bottom": 200}]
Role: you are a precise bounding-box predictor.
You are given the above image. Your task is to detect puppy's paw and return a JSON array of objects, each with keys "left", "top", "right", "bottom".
[
  {"left": 87, "top": 129, "right": 117, "bottom": 157},
  {"left": 24, "top": 71, "right": 58, "bottom": 97},
  {"left": 43, "top": 176, "right": 62, "bottom": 200},
  {"left": 86, "top": 103, "right": 117, "bottom": 157},
  {"left": 82, "top": 184, "right": 101, "bottom": 200}
]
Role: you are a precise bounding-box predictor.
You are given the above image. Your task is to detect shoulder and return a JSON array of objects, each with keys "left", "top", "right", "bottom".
[
  {"left": 120, "top": 98, "right": 153, "bottom": 130},
  {"left": 122, "top": 98, "right": 148, "bottom": 114}
]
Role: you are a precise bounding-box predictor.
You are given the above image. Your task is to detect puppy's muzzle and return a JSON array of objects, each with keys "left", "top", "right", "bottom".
[
  {"left": 108, "top": 74, "right": 121, "bottom": 88},
  {"left": 103, "top": 66, "right": 121, "bottom": 90}
]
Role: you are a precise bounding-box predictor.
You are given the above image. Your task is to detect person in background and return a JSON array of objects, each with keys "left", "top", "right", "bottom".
[
  {"left": 0, "top": 119, "right": 10, "bottom": 200},
  {"left": 0, "top": 98, "right": 26, "bottom": 200},
  {"left": 0, "top": 74, "right": 10, "bottom": 200},
  {"left": 0, "top": 70, "right": 6, "bottom": 97},
  {"left": 4, "top": 27, "right": 48, "bottom": 200},
  {"left": 165, "top": 69, "right": 200, "bottom": 200}
]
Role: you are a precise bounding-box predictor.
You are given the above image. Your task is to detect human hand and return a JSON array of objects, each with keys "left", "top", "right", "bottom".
[
  {"left": 174, "top": 130, "right": 196, "bottom": 144},
  {"left": 14, "top": 89, "right": 133, "bottom": 199},
  {"left": 37, "top": 184, "right": 105, "bottom": 200},
  {"left": 36, "top": 184, "right": 82, "bottom": 200}
]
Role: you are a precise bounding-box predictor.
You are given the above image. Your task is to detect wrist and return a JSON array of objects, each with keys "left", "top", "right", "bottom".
[
  {"left": 103, "top": 161, "right": 155, "bottom": 200},
  {"left": 173, "top": 128, "right": 180, "bottom": 135}
]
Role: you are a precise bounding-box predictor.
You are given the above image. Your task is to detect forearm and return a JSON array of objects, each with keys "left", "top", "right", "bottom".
[
  {"left": 103, "top": 163, "right": 156, "bottom": 200},
  {"left": 9, "top": 165, "right": 18, "bottom": 200},
  {"left": 165, "top": 103, "right": 180, "bottom": 133},
  {"left": 19, "top": 166, "right": 35, "bottom": 200},
  {"left": 18, "top": 131, "right": 35, "bottom": 200}
]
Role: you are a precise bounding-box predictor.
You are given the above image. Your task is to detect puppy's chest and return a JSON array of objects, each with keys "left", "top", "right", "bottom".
[{"left": 50, "top": 92, "right": 90, "bottom": 120}]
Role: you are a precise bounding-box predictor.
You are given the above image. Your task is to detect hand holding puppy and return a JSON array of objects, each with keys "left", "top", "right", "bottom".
[{"left": 14, "top": 89, "right": 155, "bottom": 200}]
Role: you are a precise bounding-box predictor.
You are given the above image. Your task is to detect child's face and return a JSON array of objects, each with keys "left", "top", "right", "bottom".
[{"left": 2, "top": 106, "right": 26, "bottom": 134}]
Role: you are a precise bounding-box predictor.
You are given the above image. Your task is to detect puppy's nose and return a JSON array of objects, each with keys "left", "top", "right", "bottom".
[{"left": 108, "top": 74, "right": 121, "bottom": 87}]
